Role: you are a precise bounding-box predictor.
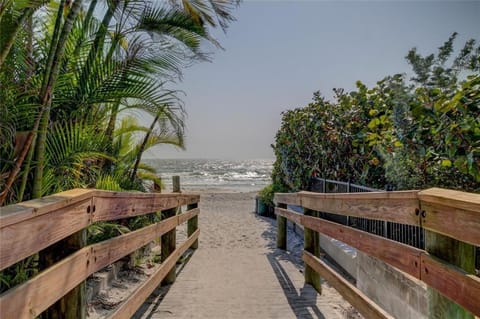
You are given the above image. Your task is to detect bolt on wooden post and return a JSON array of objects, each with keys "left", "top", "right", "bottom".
[
  {"left": 161, "top": 176, "right": 180, "bottom": 285},
  {"left": 277, "top": 203, "right": 287, "bottom": 249}
]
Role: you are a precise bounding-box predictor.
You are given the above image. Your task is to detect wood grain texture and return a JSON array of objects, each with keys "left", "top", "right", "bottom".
[
  {"left": 299, "top": 190, "right": 420, "bottom": 225},
  {"left": 299, "top": 212, "right": 422, "bottom": 278},
  {"left": 0, "top": 198, "right": 92, "bottom": 271},
  {"left": 277, "top": 208, "right": 422, "bottom": 278},
  {"left": 161, "top": 208, "right": 177, "bottom": 285},
  {"left": 275, "top": 207, "right": 303, "bottom": 225},
  {"left": 418, "top": 188, "right": 480, "bottom": 212},
  {"left": 0, "top": 216, "right": 182, "bottom": 318},
  {"left": 421, "top": 254, "right": 480, "bottom": 317},
  {"left": 107, "top": 230, "right": 200, "bottom": 319},
  {"left": 92, "top": 192, "right": 199, "bottom": 222},
  {"left": 92, "top": 216, "right": 178, "bottom": 270},
  {"left": 274, "top": 193, "right": 300, "bottom": 206},
  {"left": 93, "top": 194, "right": 175, "bottom": 222},
  {"left": 0, "top": 247, "right": 93, "bottom": 318},
  {"left": 187, "top": 203, "right": 199, "bottom": 249},
  {"left": 0, "top": 189, "right": 199, "bottom": 229},
  {"left": 0, "top": 191, "right": 199, "bottom": 271},
  {"left": 178, "top": 208, "right": 200, "bottom": 225},
  {"left": 419, "top": 189, "right": 480, "bottom": 246},
  {"left": 304, "top": 209, "right": 321, "bottom": 293},
  {"left": 0, "top": 188, "right": 93, "bottom": 227},
  {"left": 303, "top": 251, "right": 394, "bottom": 319}
]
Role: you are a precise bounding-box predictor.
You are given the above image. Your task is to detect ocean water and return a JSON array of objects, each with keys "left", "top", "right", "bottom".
[{"left": 144, "top": 159, "right": 273, "bottom": 192}]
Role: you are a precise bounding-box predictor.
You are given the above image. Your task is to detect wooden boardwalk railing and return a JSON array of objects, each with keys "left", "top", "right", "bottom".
[
  {"left": 275, "top": 188, "right": 480, "bottom": 319},
  {"left": 0, "top": 187, "right": 200, "bottom": 318}
]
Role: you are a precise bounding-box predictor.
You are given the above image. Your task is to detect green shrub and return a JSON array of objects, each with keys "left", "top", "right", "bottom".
[{"left": 272, "top": 34, "right": 479, "bottom": 192}]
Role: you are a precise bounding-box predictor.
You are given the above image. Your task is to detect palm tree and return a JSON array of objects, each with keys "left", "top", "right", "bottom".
[{"left": 0, "top": 0, "right": 241, "bottom": 205}]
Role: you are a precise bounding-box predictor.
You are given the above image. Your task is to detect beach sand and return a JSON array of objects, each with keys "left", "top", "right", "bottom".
[{"left": 88, "top": 189, "right": 362, "bottom": 318}]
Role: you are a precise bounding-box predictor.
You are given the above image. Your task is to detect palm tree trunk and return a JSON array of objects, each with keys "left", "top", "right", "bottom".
[
  {"left": 0, "top": 132, "right": 35, "bottom": 205},
  {"left": 39, "top": 0, "right": 65, "bottom": 99},
  {"left": 76, "top": 0, "right": 117, "bottom": 94},
  {"left": 32, "top": 0, "right": 84, "bottom": 198},
  {"left": 65, "top": 0, "right": 98, "bottom": 70},
  {"left": 130, "top": 113, "right": 160, "bottom": 182},
  {"left": 17, "top": 135, "right": 37, "bottom": 202},
  {"left": 0, "top": 7, "right": 33, "bottom": 67},
  {"left": 25, "top": 14, "right": 34, "bottom": 90}
]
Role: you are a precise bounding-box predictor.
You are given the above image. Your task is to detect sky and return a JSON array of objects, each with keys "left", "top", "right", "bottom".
[{"left": 146, "top": 0, "right": 480, "bottom": 160}]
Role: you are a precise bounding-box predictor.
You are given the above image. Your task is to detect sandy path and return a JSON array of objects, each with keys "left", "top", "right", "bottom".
[{"left": 135, "top": 192, "right": 360, "bottom": 319}]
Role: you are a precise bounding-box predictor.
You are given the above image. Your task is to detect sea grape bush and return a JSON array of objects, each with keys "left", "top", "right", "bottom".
[{"left": 272, "top": 34, "right": 479, "bottom": 192}]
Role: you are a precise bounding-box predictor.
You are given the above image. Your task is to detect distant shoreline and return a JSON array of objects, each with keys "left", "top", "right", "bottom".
[{"left": 173, "top": 187, "right": 261, "bottom": 194}]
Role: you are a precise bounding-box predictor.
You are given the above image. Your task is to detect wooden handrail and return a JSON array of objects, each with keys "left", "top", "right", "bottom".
[
  {"left": 274, "top": 192, "right": 300, "bottom": 206},
  {"left": 0, "top": 186, "right": 200, "bottom": 318},
  {"left": 0, "top": 189, "right": 200, "bottom": 271},
  {"left": 276, "top": 190, "right": 420, "bottom": 225},
  {"left": 418, "top": 188, "right": 480, "bottom": 246},
  {"left": 0, "top": 188, "right": 94, "bottom": 227},
  {"left": 303, "top": 251, "right": 395, "bottom": 319},
  {"left": 275, "top": 187, "right": 480, "bottom": 317},
  {"left": 276, "top": 208, "right": 423, "bottom": 278}
]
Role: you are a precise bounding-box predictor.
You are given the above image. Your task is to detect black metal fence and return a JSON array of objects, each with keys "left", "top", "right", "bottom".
[{"left": 309, "top": 178, "right": 425, "bottom": 250}]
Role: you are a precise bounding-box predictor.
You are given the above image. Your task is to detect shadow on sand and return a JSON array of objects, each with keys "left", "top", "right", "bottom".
[{"left": 254, "top": 213, "right": 327, "bottom": 319}]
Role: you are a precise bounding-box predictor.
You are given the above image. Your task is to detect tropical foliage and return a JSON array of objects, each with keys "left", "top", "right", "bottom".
[
  {"left": 0, "top": 0, "right": 239, "bottom": 293},
  {"left": 272, "top": 34, "right": 480, "bottom": 192},
  {"left": 0, "top": 0, "right": 239, "bottom": 204}
]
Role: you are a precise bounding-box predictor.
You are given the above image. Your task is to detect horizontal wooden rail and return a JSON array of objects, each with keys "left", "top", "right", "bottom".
[
  {"left": 299, "top": 190, "right": 420, "bottom": 225},
  {"left": 0, "top": 189, "right": 200, "bottom": 271},
  {"left": 303, "top": 251, "right": 394, "bottom": 319},
  {"left": 276, "top": 208, "right": 423, "bottom": 278},
  {"left": 0, "top": 208, "right": 200, "bottom": 318},
  {"left": 178, "top": 208, "right": 200, "bottom": 225},
  {"left": 275, "top": 187, "right": 480, "bottom": 317},
  {"left": 419, "top": 188, "right": 480, "bottom": 246},
  {"left": 0, "top": 197, "right": 92, "bottom": 271},
  {"left": 421, "top": 254, "right": 480, "bottom": 317},
  {"left": 92, "top": 192, "right": 199, "bottom": 222},
  {"left": 274, "top": 193, "right": 300, "bottom": 206},
  {"left": 0, "top": 188, "right": 94, "bottom": 227},
  {"left": 107, "top": 229, "right": 200, "bottom": 319}
]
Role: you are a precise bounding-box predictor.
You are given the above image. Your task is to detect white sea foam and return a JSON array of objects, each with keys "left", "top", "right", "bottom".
[{"left": 144, "top": 159, "right": 273, "bottom": 191}]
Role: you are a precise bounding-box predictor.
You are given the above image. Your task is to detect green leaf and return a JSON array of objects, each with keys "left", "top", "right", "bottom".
[{"left": 441, "top": 159, "right": 452, "bottom": 167}]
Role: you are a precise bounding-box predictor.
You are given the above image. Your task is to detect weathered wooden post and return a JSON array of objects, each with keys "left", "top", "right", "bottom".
[
  {"left": 425, "top": 232, "right": 475, "bottom": 318},
  {"left": 305, "top": 177, "right": 321, "bottom": 293},
  {"left": 419, "top": 188, "right": 477, "bottom": 319},
  {"left": 276, "top": 203, "right": 287, "bottom": 249},
  {"left": 187, "top": 202, "right": 199, "bottom": 249},
  {"left": 41, "top": 227, "right": 87, "bottom": 318},
  {"left": 161, "top": 176, "right": 180, "bottom": 285},
  {"left": 304, "top": 208, "right": 322, "bottom": 293},
  {"left": 39, "top": 191, "right": 91, "bottom": 318},
  {"left": 172, "top": 175, "right": 180, "bottom": 193}
]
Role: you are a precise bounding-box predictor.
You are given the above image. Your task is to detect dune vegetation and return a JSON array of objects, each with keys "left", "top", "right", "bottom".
[{"left": 272, "top": 34, "right": 479, "bottom": 193}]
